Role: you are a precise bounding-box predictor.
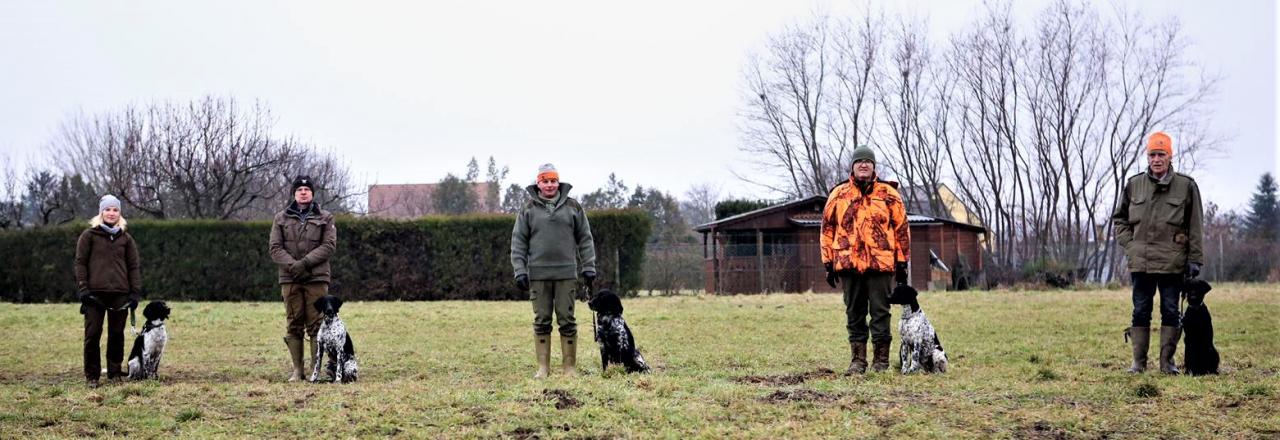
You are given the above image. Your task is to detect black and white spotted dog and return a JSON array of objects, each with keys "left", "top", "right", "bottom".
[
  {"left": 310, "top": 295, "right": 358, "bottom": 383},
  {"left": 587, "top": 289, "right": 649, "bottom": 374},
  {"left": 887, "top": 284, "right": 948, "bottom": 374},
  {"left": 1181, "top": 279, "right": 1219, "bottom": 376},
  {"left": 127, "top": 301, "right": 170, "bottom": 380}
]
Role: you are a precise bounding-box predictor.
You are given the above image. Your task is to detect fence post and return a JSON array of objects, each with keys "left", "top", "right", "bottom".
[{"left": 757, "top": 229, "right": 764, "bottom": 293}]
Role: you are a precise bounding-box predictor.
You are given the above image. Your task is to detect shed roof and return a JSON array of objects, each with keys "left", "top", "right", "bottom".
[{"left": 695, "top": 195, "right": 985, "bottom": 233}]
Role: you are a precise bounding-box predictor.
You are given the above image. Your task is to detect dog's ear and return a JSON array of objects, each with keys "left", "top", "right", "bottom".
[{"left": 332, "top": 296, "right": 343, "bottom": 311}]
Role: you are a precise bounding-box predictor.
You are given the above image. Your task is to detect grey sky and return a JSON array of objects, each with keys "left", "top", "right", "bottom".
[{"left": 1, "top": 0, "right": 1274, "bottom": 211}]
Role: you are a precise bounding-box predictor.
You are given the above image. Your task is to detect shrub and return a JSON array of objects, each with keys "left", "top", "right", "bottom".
[{"left": 0, "top": 210, "right": 650, "bottom": 302}]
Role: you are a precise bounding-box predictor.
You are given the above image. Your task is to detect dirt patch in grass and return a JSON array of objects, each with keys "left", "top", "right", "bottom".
[
  {"left": 736, "top": 368, "right": 838, "bottom": 386},
  {"left": 509, "top": 427, "right": 540, "bottom": 439},
  {"left": 1018, "top": 420, "right": 1068, "bottom": 440},
  {"left": 760, "top": 389, "right": 839, "bottom": 403},
  {"left": 542, "top": 389, "right": 581, "bottom": 410}
]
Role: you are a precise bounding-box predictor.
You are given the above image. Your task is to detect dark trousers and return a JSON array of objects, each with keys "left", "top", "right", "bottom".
[
  {"left": 283, "top": 282, "right": 328, "bottom": 340},
  {"left": 841, "top": 271, "right": 893, "bottom": 344},
  {"left": 1131, "top": 272, "right": 1183, "bottom": 327},
  {"left": 83, "top": 292, "right": 130, "bottom": 380}
]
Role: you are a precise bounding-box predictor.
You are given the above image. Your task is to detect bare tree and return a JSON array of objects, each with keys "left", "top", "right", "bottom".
[
  {"left": 0, "top": 155, "right": 24, "bottom": 229},
  {"left": 739, "top": 14, "right": 847, "bottom": 197},
  {"left": 739, "top": 1, "right": 1219, "bottom": 284},
  {"left": 681, "top": 182, "right": 723, "bottom": 227},
  {"left": 875, "top": 16, "right": 948, "bottom": 218},
  {"left": 51, "top": 96, "right": 360, "bottom": 220}
]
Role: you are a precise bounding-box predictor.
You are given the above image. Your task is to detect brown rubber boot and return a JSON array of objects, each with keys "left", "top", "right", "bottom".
[
  {"left": 284, "top": 336, "right": 305, "bottom": 382},
  {"left": 534, "top": 335, "right": 552, "bottom": 379},
  {"left": 1159, "top": 326, "right": 1181, "bottom": 375},
  {"left": 845, "top": 341, "right": 868, "bottom": 375},
  {"left": 1125, "top": 327, "right": 1149, "bottom": 373},
  {"left": 561, "top": 335, "right": 578, "bottom": 377},
  {"left": 871, "top": 341, "right": 891, "bottom": 372}
]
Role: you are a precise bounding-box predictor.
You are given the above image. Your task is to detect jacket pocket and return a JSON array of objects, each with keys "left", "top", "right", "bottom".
[
  {"left": 1164, "top": 196, "right": 1186, "bottom": 226},
  {"left": 1127, "top": 194, "right": 1148, "bottom": 224}
]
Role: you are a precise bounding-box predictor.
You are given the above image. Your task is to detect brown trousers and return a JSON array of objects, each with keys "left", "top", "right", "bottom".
[
  {"left": 83, "top": 292, "right": 130, "bottom": 380},
  {"left": 282, "top": 282, "right": 327, "bottom": 340}
]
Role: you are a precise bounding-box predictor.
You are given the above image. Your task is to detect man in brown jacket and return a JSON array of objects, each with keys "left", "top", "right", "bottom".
[{"left": 269, "top": 175, "right": 337, "bottom": 382}]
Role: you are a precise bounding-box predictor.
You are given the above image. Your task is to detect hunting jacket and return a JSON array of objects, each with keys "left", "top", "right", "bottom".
[
  {"left": 511, "top": 182, "right": 597, "bottom": 281},
  {"left": 269, "top": 201, "right": 337, "bottom": 284},
  {"left": 821, "top": 177, "right": 911, "bottom": 273},
  {"left": 1112, "top": 170, "right": 1203, "bottom": 274}
]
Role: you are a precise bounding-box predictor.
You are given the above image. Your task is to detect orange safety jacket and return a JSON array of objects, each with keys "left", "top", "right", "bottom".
[{"left": 820, "top": 177, "right": 910, "bottom": 273}]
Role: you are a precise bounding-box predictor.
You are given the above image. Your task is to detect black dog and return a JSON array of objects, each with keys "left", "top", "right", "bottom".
[
  {"left": 127, "top": 301, "right": 171, "bottom": 380},
  {"left": 1181, "top": 279, "right": 1219, "bottom": 376},
  {"left": 587, "top": 289, "right": 649, "bottom": 374},
  {"left": 886, "top": 284, "right": 948, "bottom": 374},
  {"left": 310, "top": 295, "right": 359, "bottom": 383}
]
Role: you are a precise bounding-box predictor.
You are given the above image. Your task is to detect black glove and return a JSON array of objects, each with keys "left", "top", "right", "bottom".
[
  {"left": 1187, "top": 262, "right": 1202, "bottom": 279},
  {"left": 582, "top": 270, "right": 597, "bottom": 286},
  {"left": 128, "top": 290, "right": 141, "bottom": 310},
  {"left": 515, "top": 274, "right": 530, "bottom": 292},
  {"left": 824, "top": 262, "right": 837, "bottom": 288},
  {"left": 894, "top": 262, "right": 909, "bottom": 285}
]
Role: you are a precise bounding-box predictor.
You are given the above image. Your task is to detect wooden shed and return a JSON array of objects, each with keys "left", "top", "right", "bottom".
[{"left": 694, "top": 196, "right": 985, "bottom": 294}]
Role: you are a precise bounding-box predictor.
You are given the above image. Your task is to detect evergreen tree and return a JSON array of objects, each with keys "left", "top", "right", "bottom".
[
  {"left": 433, "top": 173, "right": 476, "bottom": 215},
  {"left": 1244, "top": 173, "right": 1278, "bottom": 242}
]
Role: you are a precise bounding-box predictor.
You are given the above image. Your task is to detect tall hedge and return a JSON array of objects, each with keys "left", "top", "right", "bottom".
[{"left": 0, "top": 210, "right": 650, "bottom": 302}]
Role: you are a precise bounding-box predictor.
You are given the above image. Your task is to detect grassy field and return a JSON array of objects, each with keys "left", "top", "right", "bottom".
[{"left": 0, "top": 284, "right": 1277, "bottom": 439}]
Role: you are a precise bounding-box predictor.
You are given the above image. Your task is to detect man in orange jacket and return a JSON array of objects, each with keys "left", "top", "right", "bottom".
[{"left": 821, "top": 145, "right": 911, "bottom": 375}]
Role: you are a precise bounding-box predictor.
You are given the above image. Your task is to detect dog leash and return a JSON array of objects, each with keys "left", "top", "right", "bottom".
[
  {"left": 130, "top": 306, "right": 138, "bottom": 336},
  {"left": 586, "top": 282, "right": 599, "bottom": 343}
]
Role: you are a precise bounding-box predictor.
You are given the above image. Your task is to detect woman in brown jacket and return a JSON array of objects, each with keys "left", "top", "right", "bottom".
[{"left": 75, "top": 195, "right": 142, "bottom": 388}]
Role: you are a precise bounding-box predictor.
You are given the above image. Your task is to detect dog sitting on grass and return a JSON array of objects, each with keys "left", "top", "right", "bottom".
[
  {"left": 127, "top": 301, "right": 170, "bottom": 380},
  {"left": 886, "top": 284, "right": 948, "bottom": 374},
  {"left": 587, "top": 289, "right": 649, "bottom": 374},
  {"left": 310, "top": 295, "right": 359, "bottom": 383},
  {"left": 1181, "top": 279, "right": 1219, "bottom": 376}
]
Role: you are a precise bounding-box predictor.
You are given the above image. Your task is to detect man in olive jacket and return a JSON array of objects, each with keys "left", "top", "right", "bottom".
[
  {"left": 1111, "top": 132, "right": 1204, "bottom": 375},
  {"left": 511, "top": 163, "right": 596, "bottom": 378},
  {"left": 269, "top": 175, "right": 337, "bottom": 382}
]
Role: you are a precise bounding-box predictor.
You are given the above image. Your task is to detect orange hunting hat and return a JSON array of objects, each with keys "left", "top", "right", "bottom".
[{"left": 1147, "top": 132, "right": 1172, "bottom": 155}]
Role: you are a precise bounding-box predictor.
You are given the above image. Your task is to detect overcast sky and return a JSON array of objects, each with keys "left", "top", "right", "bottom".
[{"left": 1, "top": 0, "right": 1274, "bottom": 211}]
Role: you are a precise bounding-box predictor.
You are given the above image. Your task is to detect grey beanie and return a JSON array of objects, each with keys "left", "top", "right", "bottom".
[
  {"left": 851, "top": 145, "right": 876, "bottom": 165},
  {"left": 99, "top": 194, "right": 121, "bottom": 213}
]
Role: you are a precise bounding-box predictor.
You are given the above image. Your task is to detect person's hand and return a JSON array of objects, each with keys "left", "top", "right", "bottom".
[
  {"left": 582, "top": 270, "right": 597, "bottom": 286},
  {"left": 824, "top": 262, "right": 837, "bottom": 288},
  {"left": 79, "top": 291, "right": 106, "bottom": 310},
  {"left": 288, "top": 260, "right": 308, "bottom": 278},
  {"left": 894, "top": 262, "right": 909, "bottom": 286},
  {"left": 128, "top": 290, "right": 141, "bottom": 310},
  {"left": 516, "top": 274, "right": 530, "bottom": 292},
  {"left": 1187, "top": 262, "right": 1202, "bottom": 279}
]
